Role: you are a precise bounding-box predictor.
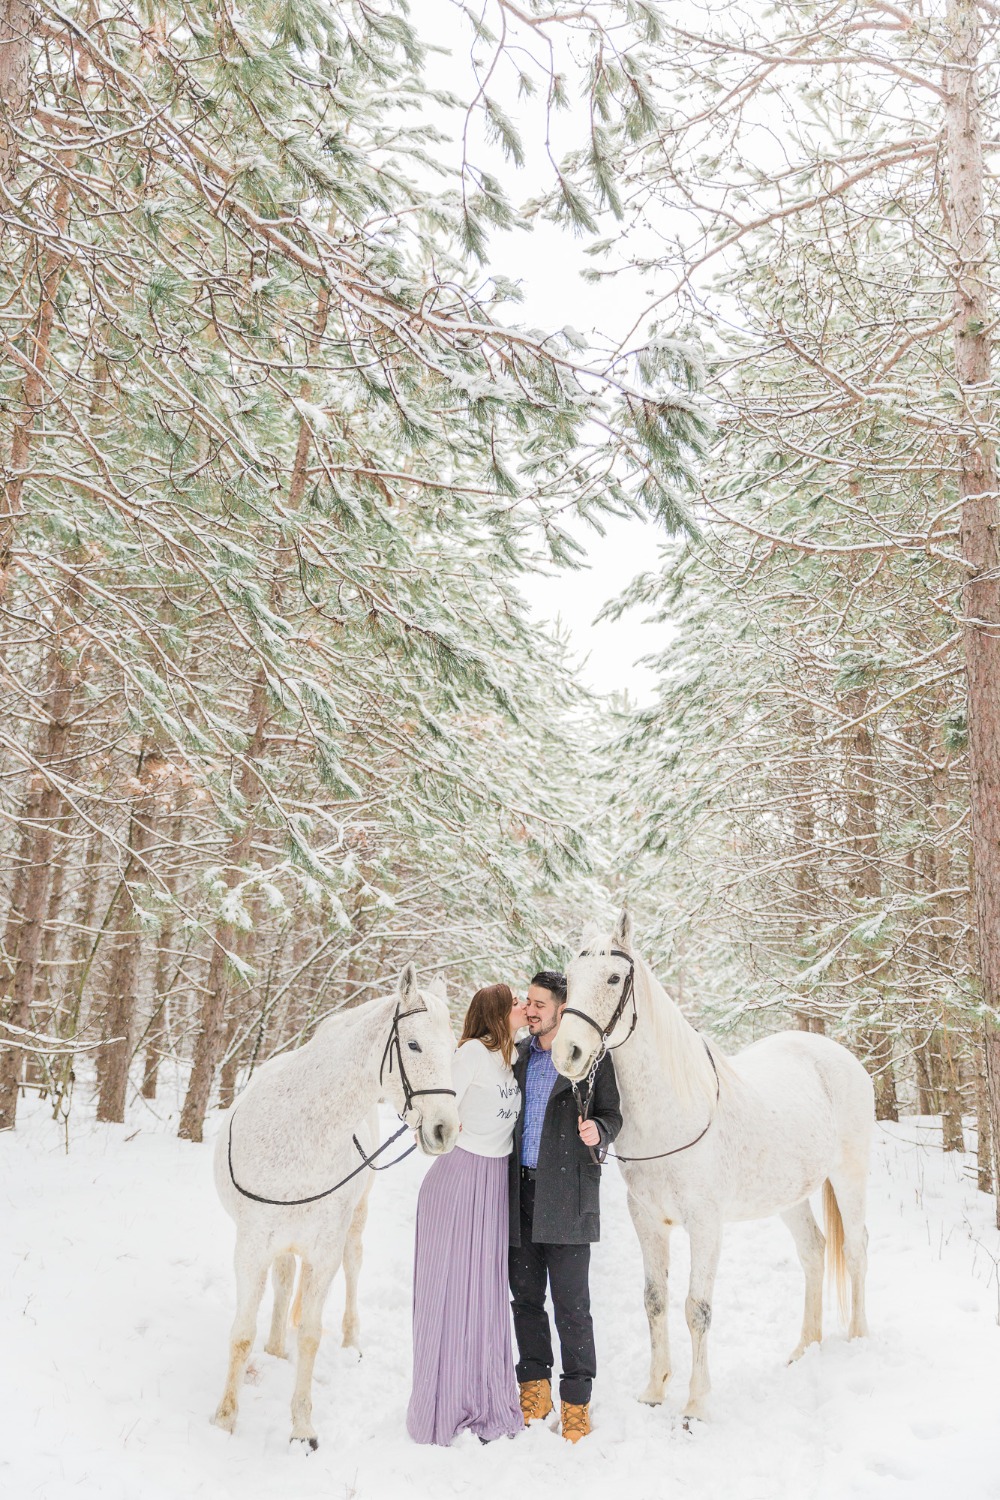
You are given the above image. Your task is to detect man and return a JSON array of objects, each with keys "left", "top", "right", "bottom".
[{"left": 508, "top": 968, "right": 622, "bottom": 1443}]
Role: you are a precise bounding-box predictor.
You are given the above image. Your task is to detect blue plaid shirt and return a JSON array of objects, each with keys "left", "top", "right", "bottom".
[{"left": 520, "top": 1036, "right": 558, "bottom": 1169}]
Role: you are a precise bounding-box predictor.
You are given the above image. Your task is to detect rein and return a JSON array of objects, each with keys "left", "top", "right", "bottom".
[
  {"left": 567, "top": 947, "right": 721, "bottom": 1167},
  {"left": 226, "top": 1001, "right": 456, "bottom": 1208}
]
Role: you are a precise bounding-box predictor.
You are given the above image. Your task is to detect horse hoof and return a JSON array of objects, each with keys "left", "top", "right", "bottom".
[
  {"left": 211, "top": 1409, "right": 236, "bottom": 1435},
  {"left": 638, "top": 1390, "right": 665, "bottom": 1406},
  {"left": 290, "top": 1436, "right": 319, "bottom": 1454},
  {"left": 264, "top": 1343, "right": 288, "bottom": 1360}
]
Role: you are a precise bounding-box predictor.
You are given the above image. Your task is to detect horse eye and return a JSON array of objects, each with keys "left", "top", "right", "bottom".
[
  {"left": 608, "top": 975, "right": 621, "bottom": 986},
  {"left": 407, "top": 1040, "right": 422, "bottom": 1052}
]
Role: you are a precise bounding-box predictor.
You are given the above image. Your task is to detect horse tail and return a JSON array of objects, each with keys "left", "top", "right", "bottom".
[
  {"left": 290, "top": 1262, "right": 304, "bottom": 1330},
  {"left": 823, "top": 1179, "right": 849, "bottom": 1326}
]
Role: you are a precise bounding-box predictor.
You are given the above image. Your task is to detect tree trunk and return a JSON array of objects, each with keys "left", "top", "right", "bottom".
[
  {"left": 938, "top": 1026, "right": 966, "bottom": 1153},
  {"left": 139, "top": 810, "right": 184, "bottom": 1100},
  {"left": 975, "top": 1032, "right": 995, "bottom": 1193},
  {"left": 861, "top": 1029, "right": 899, "bottom": 1124},
  {"left": 913, "top": 1029, "right": 938, "bottom": 1115},
  {"left": 178, "top": 937, "right": 238, "bottom": 1141},
  {"left": 177, "top": 693, "right": 266, "bottom": 1141},
  {"left": 843, "top": 690, "right": 898, "bottom": 1120},
  {"left": 944, "top": 0, "right": 1000, "bottom": 1225},
  {"left": 96, "top": 748, "right": 164, "bottom": 1123},
  {"left": 0, "top": 1, "right": 35, "bottom": 185},
  {"left": 0, "top": 659, "right": 73, "bottom": 1129},
  {"left": 141, "top": 919, "right": 177, "bottom": 1101},
  {"left": 789, "top": 705, "right": 825, "bottom": 1032},
  {"left": 1, "top": 173, "right": 70, "bottom": 594}
]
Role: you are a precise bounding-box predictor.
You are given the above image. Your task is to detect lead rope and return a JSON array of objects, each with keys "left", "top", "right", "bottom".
[
  {"left": 610, "top": 1042, "right": 720, "bottom": 1163},
  {"left": 227, "top": 1003, "right": 455, "bottom": 1207},
  {"left": 571, "top": 1050, "right": 607, "bottom": 1167},
  {"left": 226, "top": 1115, "right": 415, "bottom": 1207},
  {"left": 571, "top": 1037, "right": 721, "bottom": 1169}
]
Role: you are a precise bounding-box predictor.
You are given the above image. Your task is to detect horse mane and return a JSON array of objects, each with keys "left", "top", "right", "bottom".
[
  {"left": 632, "top": 954, "right": 722, "bottom": 1111},
  {"left": 581, "top": 923, "right": 721, "bottom": 1110},
  {"left": 310, "top": 985, "right": 449, "bottom": 1045}
]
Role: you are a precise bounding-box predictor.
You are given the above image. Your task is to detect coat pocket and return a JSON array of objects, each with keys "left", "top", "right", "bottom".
[{"left": 579, "top": 1162, "right": 602, "bottom": 1217}]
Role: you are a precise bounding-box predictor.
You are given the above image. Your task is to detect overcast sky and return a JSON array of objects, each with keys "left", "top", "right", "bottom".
[{"left": 419, "top": 3, "right": 675, "bottom": 705}]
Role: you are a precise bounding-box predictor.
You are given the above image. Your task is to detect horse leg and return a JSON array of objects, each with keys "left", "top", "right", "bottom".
[
  {"left": 264, "top": 1251, "right": 296, "bottom": 1359},
  {"left": 213, "top": 1239, "right": 268, "bottom": 1433},
  {"left": 628, "top": 1192, "right": 673, "bottom": 1404},
  {"left": 290, "top": 1255, "right": 340, "bottom": 1450},
  {"left": 781, "top": 1198, "right": 825, "bottom": 1360},
  {"left": 683, "top": 1216, "right": 722, "bottom": 1424},
  {"left": 341, "top": 1184, "right": 370, "bottom": 1351},
  {"left": 828, "top": 1170, "right": 870, "bottom": 1339}
]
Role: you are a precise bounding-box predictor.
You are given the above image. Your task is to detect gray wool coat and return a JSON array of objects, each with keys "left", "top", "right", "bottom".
[{"left": 508, "top": 1037, "right": 623, "bottom": 1247}]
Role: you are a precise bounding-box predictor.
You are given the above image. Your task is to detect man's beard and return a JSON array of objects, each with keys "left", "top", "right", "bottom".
[{"left": 528, "top": 1016, "right": 557, "bottom": 1036}]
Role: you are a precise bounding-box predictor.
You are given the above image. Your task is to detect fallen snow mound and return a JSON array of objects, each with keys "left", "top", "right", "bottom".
[{"left": 2, "top": 1092, "right": 999, "bottom": 1500}]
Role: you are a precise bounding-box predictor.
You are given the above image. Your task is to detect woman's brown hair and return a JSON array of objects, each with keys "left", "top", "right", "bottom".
[{"left": 459, "top": 983, "right": 516, "bottom": 1068}]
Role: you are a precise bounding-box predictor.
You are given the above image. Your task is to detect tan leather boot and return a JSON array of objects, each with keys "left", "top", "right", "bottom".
[
  {"left": 518, "top": 1379, "right": 553, "bottom": 1422},
  {"left": 560, "top": 1400, "right": 591, "bottom": 1442}
]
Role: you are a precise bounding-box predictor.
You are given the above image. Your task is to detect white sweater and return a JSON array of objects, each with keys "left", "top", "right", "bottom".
[{"left": 451, "top": 1038, "right": 521, "bottom": 1157}]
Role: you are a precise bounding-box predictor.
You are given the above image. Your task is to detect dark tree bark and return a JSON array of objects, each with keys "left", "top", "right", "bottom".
[
  {"left": 944, "top": 0, "right": 1000, "bottom": 1224},
  {"left": 140, "top": 811, "right": 184, "bottom": 1101},
  {"left": 96, "top": 748, "right": 164, "bottom": 1123},
  {"left": 0, "top": 660, "right": 73, "bottom": 1129},
  {"left": 913, "top": 1030, "right": 938, "bottom": 1116},
  {"left": 843, "top": 690, "right": 898, "bottom": 1120},
  {"left": 938, "top": 1027, "right": 966, "bottom": 1153},
  {"left": 177, "top": 691, "right": 266, "bottom": 1143},
  {"left": 0, "top": 1, "right": 35, "bottom": 185}
]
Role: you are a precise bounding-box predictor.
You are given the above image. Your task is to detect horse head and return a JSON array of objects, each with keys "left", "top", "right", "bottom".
[
  {"left": 552, "top": 907, "right": 636, "bottom": 1082},
  {"left": 386, "top": 962, "right": 461, "bottom": 1156}
]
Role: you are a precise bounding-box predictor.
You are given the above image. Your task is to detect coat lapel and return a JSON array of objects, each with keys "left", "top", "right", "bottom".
[{"left": 513, "top": 1039, "right": 531, "bottom": 1155}]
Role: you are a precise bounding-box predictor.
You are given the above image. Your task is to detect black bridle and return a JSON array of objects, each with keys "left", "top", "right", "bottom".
[
  {"left": 227, "top": 1002, "right": 456, "bottom": 1208},
  {"left": 566, "top": 948, "right": 720, "bottom": 1166},
  {"left": 377, "top": 1003, "right": 458, "bottom": 1117},
  {"left": 563, "top": 946, "right": 639, "bottom": 1056}
]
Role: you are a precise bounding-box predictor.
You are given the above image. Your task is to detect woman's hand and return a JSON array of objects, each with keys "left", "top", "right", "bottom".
[{"left": 578, "top": 1119, "right": 600, "bottom": 1148}]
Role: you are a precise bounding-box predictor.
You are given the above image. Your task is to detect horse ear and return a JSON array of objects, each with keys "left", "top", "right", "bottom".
[
  {"left": 426, "top": 976, "right": 448, "bottom": 1003},
  {"left": 612, "top": 906, "right": 634, "bottom": 953},
  {"left": 397, "top": 962, "right": 421, "bottom": 1008},
  {"left": 579, "top": 919, "right": 601, "bottom": 952}
]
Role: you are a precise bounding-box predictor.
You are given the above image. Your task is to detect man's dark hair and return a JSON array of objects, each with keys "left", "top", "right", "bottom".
[{"left": 530, "top": 969, "right": 567, "bottom": 1003}]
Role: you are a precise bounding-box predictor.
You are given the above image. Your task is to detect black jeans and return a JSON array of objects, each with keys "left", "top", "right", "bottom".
[{"left": 508, "top": 1173, "right": 596, "bottom": 1405}]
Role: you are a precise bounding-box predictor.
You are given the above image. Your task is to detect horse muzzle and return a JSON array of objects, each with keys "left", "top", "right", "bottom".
[
  {"left": 552, "top": 1033, "right": 597, "bottom": 1083},
  {"left": 415, "top": 1105, "right": 460, "bottom": 1156}
]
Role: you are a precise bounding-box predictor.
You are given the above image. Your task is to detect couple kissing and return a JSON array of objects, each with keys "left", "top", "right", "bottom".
[{"left": 406, "top": 969, "right": 622, "bottom": 1447}]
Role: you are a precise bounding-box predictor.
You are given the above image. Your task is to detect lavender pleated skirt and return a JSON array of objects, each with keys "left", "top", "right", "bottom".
[{"left": 406, "top": 1146, "right": 524, "bottom": 1446}]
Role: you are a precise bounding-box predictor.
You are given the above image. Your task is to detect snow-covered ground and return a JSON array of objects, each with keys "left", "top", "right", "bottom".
[{"left": 3, "top": 1092, "right": 999, "bottom": 1500}]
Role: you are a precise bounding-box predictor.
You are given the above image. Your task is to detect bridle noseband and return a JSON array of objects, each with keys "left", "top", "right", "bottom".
[
  {"left": 564, "top": 946, "right": 721, "bottom": 1167},
  {"left": 227, "top": 1000, "right": 456, "bottom": 1208}
]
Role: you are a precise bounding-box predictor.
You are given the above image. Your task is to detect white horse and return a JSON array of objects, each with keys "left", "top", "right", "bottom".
[
  {"left": 553, "top": 910, "right": 873, "bottom": 1423},
  {"left": 211, "top": 963, "right": 460, "bottom": 1449}
]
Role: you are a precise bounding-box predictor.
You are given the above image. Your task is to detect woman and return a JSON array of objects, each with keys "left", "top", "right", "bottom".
[{"left": 406, "top": 983, "right": 526, "bottom": 1446}]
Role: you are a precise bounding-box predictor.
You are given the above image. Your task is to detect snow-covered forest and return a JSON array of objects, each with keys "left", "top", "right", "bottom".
[{"left": 2, "top": 0, "right": 1000, "bottom": 1494}]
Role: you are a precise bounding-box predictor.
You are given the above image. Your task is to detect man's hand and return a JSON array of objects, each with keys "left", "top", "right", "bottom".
[{"left": 578, "top": 1119, "right": 600, "bottom": 1148}]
